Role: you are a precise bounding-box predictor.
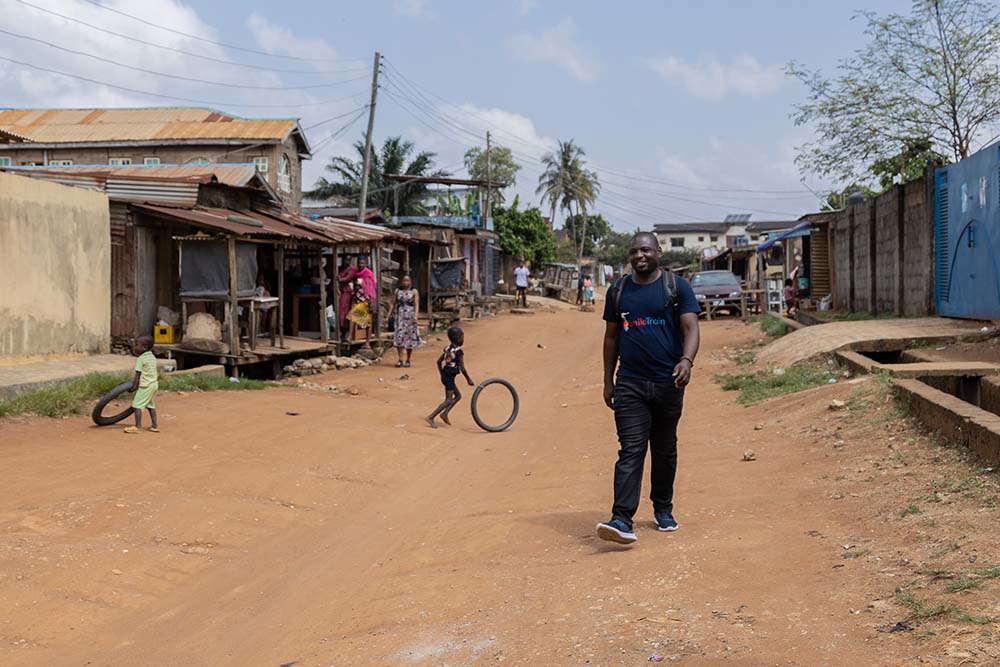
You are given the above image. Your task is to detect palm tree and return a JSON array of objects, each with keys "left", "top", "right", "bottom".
[
  {"left": 536, "top": 140, "right": 600, "bottom": 268},
  {"left": 307, "top": 135, "right": 449, "bottom": 216}
]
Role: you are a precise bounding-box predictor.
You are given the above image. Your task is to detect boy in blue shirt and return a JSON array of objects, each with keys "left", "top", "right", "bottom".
[{"left": 596, "top": 232, "right": 701, "bottom": 545}]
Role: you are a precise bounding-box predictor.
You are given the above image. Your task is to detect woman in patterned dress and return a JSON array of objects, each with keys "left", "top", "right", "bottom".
[{"left": 388, "top": 275, "right": 422, "bottom": 367}]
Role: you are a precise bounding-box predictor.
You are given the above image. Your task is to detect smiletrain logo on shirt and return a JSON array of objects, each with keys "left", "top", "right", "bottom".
[{"left": 619, "top": 311, "right": 666, "bottom": 332}]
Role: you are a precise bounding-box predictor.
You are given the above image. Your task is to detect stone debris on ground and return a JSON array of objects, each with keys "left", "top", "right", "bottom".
[
  {"left": 742, "top": 450, "right": 756, "bottom": 461},
  {"left": 828, "top": 399, "right": 847, "bottom": 411},
  {"left": 283, "top": 355, "right": 372, "bottom": 378}
]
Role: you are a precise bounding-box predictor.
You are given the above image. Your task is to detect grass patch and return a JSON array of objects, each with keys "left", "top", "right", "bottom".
[
  {"left": 159, "top": 374, "right": 271, "bottom": 392},
  {"left": 900, "top": 505, "right": 922, "bottom": 517},
  {"left": 896, "top": 593, "right": 958, "bottom": 619},
  {"left": 931, "top": 541, "right": 962, "bottom": 559},
  {"left": 956, "top": 612, "right": 995, "bottom": 625},
  {"left": 0, "top": 372, "right": 129, "bottom": 418},
  {"left": 0, "top": 370, "right": 273, "bottom": 419},
  {"left": 760, "top": 315, "right": 790, "bottom": 337},
  {"left": 946, "top": 575, "right": 984, "bottom": 593},
  {"left": 731, "top": 350, "right": 757, "bottom": 366},
  {"left": 715, "top": 364, "right": 836, "bottom": 404}
]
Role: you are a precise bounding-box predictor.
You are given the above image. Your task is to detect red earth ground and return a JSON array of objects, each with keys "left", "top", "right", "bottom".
[{"left": 2, "top": 305, "right": 1000, "bottom": 666}]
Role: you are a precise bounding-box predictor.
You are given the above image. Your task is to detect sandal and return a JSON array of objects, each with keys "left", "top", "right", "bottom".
[
  {"left": 404, "top": 361, "right": 411, "bottom": 368},
  {"left": 122, "top": 426, "right": 141, "bottom": 434},
  {"left": 147, "top": 427, "right": 160, "bottom": 433},
  {"left": 394, "top": 361, "right": 403, "bottom": 367}
]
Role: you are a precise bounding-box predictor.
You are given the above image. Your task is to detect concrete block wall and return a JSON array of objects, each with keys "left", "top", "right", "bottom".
[
  {"left": 852, "top": 200, "right": 874, "bottom": 313},
  {"left": 828, "top": 171, "right": 935, "bottom": 317},
  {"left": 902, "top": 177, "right": 934, "bottom": 316},
  {"left": 0, "top": 172, "right": 111, "bottom": 357},
  {"left": 875, "top": 187, "right": 901, "bottom": 313}
]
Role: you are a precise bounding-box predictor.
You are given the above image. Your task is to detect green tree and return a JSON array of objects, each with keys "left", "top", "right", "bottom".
[
  {"left": 306, "top": 135, "right": 448, "bottom": 216},
  {"left": 464, "top": 144, "right": 521, "bottom": 206},
  {"left": 821, "top": 184, "right": 879, "bottom": 211},
  {"left": 536, "top": 140, "right": 581, "bottom": 234},
  {"left": 536, "top": 139, "right": 600, "bottom": 269},
  {"left": 870, "top": 138, "right": 949, "bottom": 190},
  {"left": 596, "top": 229, "right": 633, "bottom": 269},
  {"left": 563, "top": 212, "right": 611, "bottom": 256},
  {"left": 788, "top": 0, "right": 1000, "bottom": 183},
  {"left": 493, "top": 196, "right": 556, "bottom": 266}
]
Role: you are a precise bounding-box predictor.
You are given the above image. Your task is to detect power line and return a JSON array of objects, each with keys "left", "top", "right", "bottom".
[
  {"left": 384, "top": 58, "right": 817, "bottom": 197},
  {"left": 12, "top": 0, "right": 368, "bottom": 75},
  {"left": 78, "top": 0, "right": 363, "bottom": 63},
  {"left": 304, "top": 105, "right": 370, "bottom": 131},
  {"left": 309, "top": 106, "right": 370, "bottom": 155},
  {"left": 0, "top": 53, "right": 366, "bottom": 109},
  {"left": 0, "top": 27, "right": 369, "bottom": 91}
]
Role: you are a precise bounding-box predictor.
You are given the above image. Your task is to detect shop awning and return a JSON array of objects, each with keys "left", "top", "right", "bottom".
[{"left": 756, "top": 220, "right": 811, "bottom": 251}]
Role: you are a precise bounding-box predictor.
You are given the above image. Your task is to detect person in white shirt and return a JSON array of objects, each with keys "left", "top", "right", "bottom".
[{"left": 513, "top": 260, "right": 530, "bottom": 307}]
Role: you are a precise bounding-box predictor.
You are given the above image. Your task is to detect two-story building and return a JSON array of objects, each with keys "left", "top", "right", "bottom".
[
  {"left": 0, "top": 107, "right": 311, "bottom": 211},
  {"left": 654, "top": 214, "right": 800, "bottom": 255}
]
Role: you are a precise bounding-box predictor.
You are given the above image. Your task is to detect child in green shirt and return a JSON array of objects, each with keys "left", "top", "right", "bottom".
[{"left": 124, "top": 335, "right": 159, "bottom": 434}]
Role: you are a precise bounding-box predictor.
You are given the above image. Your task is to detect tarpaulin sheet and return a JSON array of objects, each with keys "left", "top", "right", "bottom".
[
  {"left": 180, "top": 240, "right": 257, "bottom": 298},
  {"left": 431, "top": 257, "right": 466, "bottom": 290}
]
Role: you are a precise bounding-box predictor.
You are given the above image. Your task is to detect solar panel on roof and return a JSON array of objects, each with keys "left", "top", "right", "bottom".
[{"left": 723, "top": 213, "right": 751, "bottom": 223}]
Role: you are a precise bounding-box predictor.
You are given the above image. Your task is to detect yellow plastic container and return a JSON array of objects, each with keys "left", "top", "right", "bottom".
[{"left": 154, "top": 325, "right": 178, "bottom": 344}]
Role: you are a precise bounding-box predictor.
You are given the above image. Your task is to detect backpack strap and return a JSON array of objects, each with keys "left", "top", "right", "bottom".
[{"left": 610, "top": 275, "right": 629, "bottom": 318}]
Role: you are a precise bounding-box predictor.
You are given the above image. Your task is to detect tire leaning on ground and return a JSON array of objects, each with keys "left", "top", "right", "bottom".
[
  {"left": 91, "top": 381, "right": 136, "bottom": 426},
  {"left": 470, "top": 377, "right": 520, "bottom": 433}
]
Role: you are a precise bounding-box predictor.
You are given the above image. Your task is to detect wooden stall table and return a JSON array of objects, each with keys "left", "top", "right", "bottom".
[{"left": 249, "top": 295, "right": 279, "bottom": 349}]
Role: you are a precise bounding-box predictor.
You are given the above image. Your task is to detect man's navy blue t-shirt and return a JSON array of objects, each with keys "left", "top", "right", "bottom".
[{"left": 602, "top": 273, "right": 700, "bottom": 382}]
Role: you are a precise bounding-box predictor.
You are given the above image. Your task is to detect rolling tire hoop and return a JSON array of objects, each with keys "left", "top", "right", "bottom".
[
  {"left": 470, "top": 378, "right": 519, "bottom": 433},
  {"left": 91, "top": 381, "right": 136, "bottom": 426}
]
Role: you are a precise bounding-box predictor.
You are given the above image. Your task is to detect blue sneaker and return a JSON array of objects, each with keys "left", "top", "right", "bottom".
[
  {"left": 596, "top": 518, "right": 637, "bottom": 545},
  {"left": 654, "top": 512, "right": 679, "bottom": 532}
]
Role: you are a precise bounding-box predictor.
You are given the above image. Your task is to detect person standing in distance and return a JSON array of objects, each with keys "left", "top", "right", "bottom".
[
  {"left": 513, "top": 259, "right": 530, "bottom": 308},
  {"left": 596, "top": 232, "right": 701, "bottom": 545}
]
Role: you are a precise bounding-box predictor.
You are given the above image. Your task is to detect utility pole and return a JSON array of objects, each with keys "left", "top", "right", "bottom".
[
  {"left": 358, "top": 51, "right": 380, "bottom": 223},
  {"left": 485, "top": 131, "right": 491, "bottom": 227}
]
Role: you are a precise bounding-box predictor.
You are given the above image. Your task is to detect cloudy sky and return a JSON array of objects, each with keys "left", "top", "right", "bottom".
[{"left": 0, "top": 0, "right": 913, "bottom": 229}]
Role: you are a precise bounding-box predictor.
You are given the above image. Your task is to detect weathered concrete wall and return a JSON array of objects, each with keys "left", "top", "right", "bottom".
[
  {"left": 827, "top": 172, "right": 935, "bottom": 316},
  {"left": 875, "top": 187, "right": 900, "bottom": 313},
  {"left": 902, "top": 176, "right": 934, "bottom": 316},
  {"left": 852, "top": 200, "right": 874, "bottom": 312},
  {"left": 0, "top": 172, "right": 110, "bottom": 357},
  {"left": 831, "top": 209, "right": 851, "bottom": 310}
]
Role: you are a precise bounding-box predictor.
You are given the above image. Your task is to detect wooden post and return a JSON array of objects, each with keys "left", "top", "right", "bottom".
[
  {"left": 427, "top": 253, "right": 434, "bottom": 327},
  {"left": 227, "top": 237, "right": 239, "bottom": 358},
  {"left": 277, "top": 244, "right": 285, "bottom": 348},
  {"left": 332, "top": 245, "right": 341, "bottom": 347},
  {"left": 319, "top": 248, "right": 328, "bottom": 343},
  {"left": 357, "top": 52, "right": 380, "bottom": 223}
]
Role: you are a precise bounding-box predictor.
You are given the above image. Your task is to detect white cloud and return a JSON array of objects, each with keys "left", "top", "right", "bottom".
[
  {"left": 0, "top": 0, "right": 353, "bottom": 123},
  {"left": 643, "top": 55, "right": 785, "bottom": 101},
  {"left": 393, "top": 0, "right": 428, "bottom": 17},
  {"left": 508, "top": 19, "right": 599, "bottom": 83},
  {"left": 246, "top": 13, "right": 339, "bottom": 65}
]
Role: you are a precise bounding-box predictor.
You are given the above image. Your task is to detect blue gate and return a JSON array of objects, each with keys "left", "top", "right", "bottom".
[{"left": 935, "top": 142, "right": 1000, "bottom": 319}]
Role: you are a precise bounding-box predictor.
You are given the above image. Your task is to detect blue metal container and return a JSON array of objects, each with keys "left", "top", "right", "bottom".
[{"left": 934, "top": 143, "right": 1000, "bottom": 318}]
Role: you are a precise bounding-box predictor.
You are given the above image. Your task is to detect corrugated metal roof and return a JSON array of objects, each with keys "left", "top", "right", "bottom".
[
  {"left": 0, "top": 108, "right": 299, "bottom": 145},
  {"left": 106, "top": 178, "right": 201, "bottom": 205},
  {"left": 134, "top": 203, "right": 324, "bottom": 242},
  {"left": 3, "top": 164, "right": 259, "bottom": 187}
]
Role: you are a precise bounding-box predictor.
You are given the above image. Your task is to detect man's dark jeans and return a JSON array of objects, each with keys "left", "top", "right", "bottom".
[{"left": 611, "top": 377, "right": 684, "bottom": 528}]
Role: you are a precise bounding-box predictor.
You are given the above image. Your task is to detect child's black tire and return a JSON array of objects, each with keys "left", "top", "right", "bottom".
[
  {"left": 470, "top": 378, "right": 519, "bottom": 433},
  {"left": 91, "top": 381, "right": 136, "bottom": 426}
]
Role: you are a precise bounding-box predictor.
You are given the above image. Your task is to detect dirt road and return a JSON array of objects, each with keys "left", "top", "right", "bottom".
[{"left": 0, "top": 305, "right": 987, "bottom": 665}]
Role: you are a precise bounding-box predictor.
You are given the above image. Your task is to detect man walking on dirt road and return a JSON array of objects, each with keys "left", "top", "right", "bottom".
[{"left": 597, "top": 232, "right": 701, "bottom": 545}]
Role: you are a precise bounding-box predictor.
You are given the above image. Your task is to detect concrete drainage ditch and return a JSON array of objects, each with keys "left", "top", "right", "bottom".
[{"left": 833, "top": 347, "right": 1000, "bottom": 465}]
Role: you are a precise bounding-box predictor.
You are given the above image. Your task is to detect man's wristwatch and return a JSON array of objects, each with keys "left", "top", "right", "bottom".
[{"left": 680, "top": 356, "right": 695, "bottom": 367}]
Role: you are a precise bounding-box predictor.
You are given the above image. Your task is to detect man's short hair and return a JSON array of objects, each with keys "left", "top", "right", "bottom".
[{"left": 631, "top": 231, "right": 660, "bottom": 247}]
